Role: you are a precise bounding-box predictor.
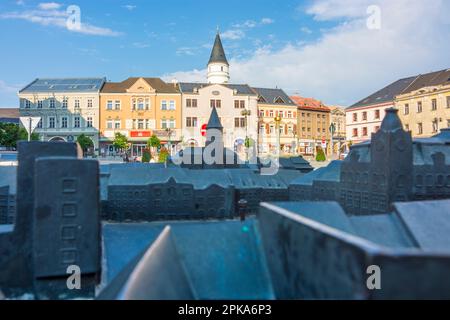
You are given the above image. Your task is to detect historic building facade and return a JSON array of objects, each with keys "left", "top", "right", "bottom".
[
  {"left": 328, "top": 106, "right": 346, "bottom": 155},
  {"left": 345, "top": 76, "right": 417, "bottom": 144},
  {"left": 99, "top": 77, "right": 181, "bottom": 157},
  {"left": 290, "top": 96, "right": 330, "bottom": 156},
  {"left": 178, "top": 32, "right": 258, "bottom": 155},
  {"left": 254, "top": 89, "right": 298, "bottom": 154},
  {"left": 395, "top": 69, "right": 450, "bottom": 137},
  {"left": 18, "top": 78, "right": 105, "bottom": 152}
]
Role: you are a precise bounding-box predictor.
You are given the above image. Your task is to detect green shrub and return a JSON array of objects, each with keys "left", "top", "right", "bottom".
[
  {"left": 142, "top": 148, "right": 151, "bottom": 163},
  {"left": 158, "top": 147, "right": 169, "bottom": 163},
  {"left": 316, "top": 147, "right": 326, "bottom": 162}
]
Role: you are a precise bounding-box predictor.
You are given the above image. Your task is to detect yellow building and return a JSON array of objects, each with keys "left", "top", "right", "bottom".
[
  {"left": 395, "top": 69, "right": 450, "bottom": 137},
  {"left": 99, "top": 77, "right": 181, "bottom": 157}
]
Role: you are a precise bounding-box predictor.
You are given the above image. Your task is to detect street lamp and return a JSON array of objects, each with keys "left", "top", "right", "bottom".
[
  {"left": 274, "top": 115, "right": 282, "bottom": 156},
  {"left": 241, "top": 109, "right": 251, "bottom": 162},
  {"left": 165, "top": 127, "right": 172, "bottom": 156}
]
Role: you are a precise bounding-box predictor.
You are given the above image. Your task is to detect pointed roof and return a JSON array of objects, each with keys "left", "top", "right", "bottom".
[
  {"left": 380, "top": 108, "right": 403, "bottom": 132},
  {"left": 208, "top": 33, "right": 228, "bottom": 65},
  {"left": 206, "top": 106, "right": 223, "bottom": 129}
]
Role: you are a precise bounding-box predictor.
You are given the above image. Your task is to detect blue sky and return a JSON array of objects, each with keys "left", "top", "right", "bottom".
[{"left": 1, "top": 0, "right": 449, "bottom": 107}]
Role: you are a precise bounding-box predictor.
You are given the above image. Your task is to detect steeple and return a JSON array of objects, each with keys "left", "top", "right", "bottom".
[
  {"left": 208, "top": 32, "right": 229, "bottom": 65},
  {"left": 207, "top": 31, "right": 230, "bottom": 84},
  {"left": 207, "top": 106, "right": 223, "bottom": 130}
]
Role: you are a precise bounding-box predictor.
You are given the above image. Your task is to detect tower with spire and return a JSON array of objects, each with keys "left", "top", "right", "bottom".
[{"left": 207, "top": 31, "right": 230, "bottom": 84}]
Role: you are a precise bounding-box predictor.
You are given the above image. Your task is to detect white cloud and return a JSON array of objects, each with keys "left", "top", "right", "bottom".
[
  {"left": 162, "top": 69, "right": 205, "bottom": 83},
  {"left": 0, "top": 80, "right": 23, "bottom": 93},
  {"left": 1, "top": 5, "right": 123, "bottom": 37},
  {"left": 38, "top": 2, "right": 62, "bottom": 10},
  {"left": 300, "top": 26, "right": 312, "bottom": 34},
  {"left": 176, "top": 47, "right": 197, "bottom": 56},
  {"left": 123, "top": 5, "right": 137, "bottom": 11},
  {"left": 261, "top": 18, "right": 274, "bottom": 25},
  {"left": 221, "top": 29, "right": 245, "bottom": 40},
  {"left": 166, "top": 0, "right": 450, "bottom": 106}
]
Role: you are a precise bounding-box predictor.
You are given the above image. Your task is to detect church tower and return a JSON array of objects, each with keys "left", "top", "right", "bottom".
[{"left": 207, "top": 32, "right": 230, "bottom": 84}]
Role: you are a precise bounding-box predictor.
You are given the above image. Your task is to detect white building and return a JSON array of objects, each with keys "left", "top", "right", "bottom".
[
  {"left": 18, "top": 78, "right": 105, "bottom": 152},
  {"left": 346, "top": 76, "right": 416, "bottom": 144},
  {"left": 179, "top": 32, "right": 259, "bottom": 155}
]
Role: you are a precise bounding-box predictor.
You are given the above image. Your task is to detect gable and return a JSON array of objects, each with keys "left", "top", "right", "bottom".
[{"left": 127, "top": 78, "right": 156, "bottom": 93}]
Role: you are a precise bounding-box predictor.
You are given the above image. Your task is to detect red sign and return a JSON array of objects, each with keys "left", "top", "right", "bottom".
[
  {"left": 201, "top": 124, "right": 207, "bottom": 137},
  {"left": 130, "top": 131, "right": 151, "bottom": 138}
]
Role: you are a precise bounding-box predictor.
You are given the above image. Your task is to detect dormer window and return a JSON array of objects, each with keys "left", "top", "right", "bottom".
[
  {"left": 258, "top": 96, "right": 267, "bottom": 103},
  {"left": 274, "top": 96, "right": 285, "bottom": 104}
]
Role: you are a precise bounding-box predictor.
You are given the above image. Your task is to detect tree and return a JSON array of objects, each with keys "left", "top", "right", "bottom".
[
  {"left": 142, "top": 148, "right": 151, "bottom": 163},
  {"left": 316, "top": 147, "right": 326, "bottom": 162},
  {"left": 112, "top": 132, "right": 128, "bottom": 151},
  {"left": 158, "top": 147, "right": 169, "bottom": 163},
  {"left": 76, "top": 134, "right": 94, "bottom": 154},
  {"left": 147, "top": 135, "right": 161, "bottom": 149},
  {"left": 0, "top": 123, "right": 39, "bottom": 148}
]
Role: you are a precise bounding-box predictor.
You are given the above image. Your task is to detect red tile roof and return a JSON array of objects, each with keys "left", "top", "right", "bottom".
[{"left": 290, "top": 96, "right": 330, "bottom": 112}]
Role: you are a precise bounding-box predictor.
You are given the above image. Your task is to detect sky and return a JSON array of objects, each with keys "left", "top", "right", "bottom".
[{"left": 0, "top": 0, "right": 449, "bottom": 108}]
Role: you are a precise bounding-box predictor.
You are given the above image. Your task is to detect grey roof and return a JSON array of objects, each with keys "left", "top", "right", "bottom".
[
  {"left": 251, "top": 87, "right": 296, "bottom": 106},
  {"left": 207, "top": 106, "right": 223, "bottom": 129},
  {"left": 208, "top": 33, "right": 229, "bottom": 65},
  {"left": 178, "top": 82, "right": 256, "bottom": 95},
  {"left": 290, "top": 161, "right": 342, "bottom": 186},
  {"left": 20, "top": 78, "right": 106, "bottom": 93},
  {"left": 347, "top": 76, "right": 417, "bottom": 110}
]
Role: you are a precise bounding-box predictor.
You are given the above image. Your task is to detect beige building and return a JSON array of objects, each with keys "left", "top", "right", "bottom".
[
  {"left": 99, "top": 77, "right": 181, "bottom": 157},
  {"left": 395, "top": 69, "right": 450, "bottom": 137},
  {"left": 18, "top": 78, "right": 105, "bottom": 152},
  {"left": 328, "top": 106, "right": 346, "bottom": 154},
  {"left": 291, "top": 96, "right": 331, "bottom": 156}
]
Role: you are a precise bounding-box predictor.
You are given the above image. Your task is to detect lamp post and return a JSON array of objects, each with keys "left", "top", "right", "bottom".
[
  {"left": 241, "top": 109, "right": 251, "bottom": 162},
  {"left": 165, "top": 127, "right": 172, "bottom": 156},
  {"left": 293, "top": 132, "right": 297, "bottom": 155},
  {"left": 274, "top": 115, "right": 282, "bottom": 157}
]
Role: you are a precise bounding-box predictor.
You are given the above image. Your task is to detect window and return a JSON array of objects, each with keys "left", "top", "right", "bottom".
[
  {"left": 186, "top": 117, "right": 198, "bottom": 127},
  {"left": 432, "top": 120, "right": 438, "bottom": 133},
  {"left": 107, "top": 100, "right": 113, "bottom": 110},
  {"left": 269, "top": 110, "right": 274, "bottom": 117},
  {"left": 404, "top": 104, "right": 409, "bottom": 115},
  {"left": 115, "top": 121, "right": 121, "bottom": 129},
  {"left": 132, "top": 99, "right": 137, "bottom": 110},
  {"left": 417, "top": 101, "right": 422, "bottom": 113},
  {"left": 447, "top": 96, "right": 450, "bottom": 108},
  {"left": 192, "top": 99, "right": 197, "bottom": 107},
  {"left": 210, "top": 99, "right": 221, "bottom": 108},
  {"left": 87, "top": 117, "right": 93, "bottom": 128},
  {"left": 37, "top": 120, "right": 42, "bottom": 128},
  {"left": 61, "top": 117, "right": 67, "bottom": 128},
  {"left": 115, "top": 100, "right": 121, "bottom": 110},
  {"left": 234, "top": 100, "right": 240, "bottom": 109},
  {"left": 24, "top": 100, "right": 31, "bottom": 108},
  {"left": 161, "top": 100, "right": 168, "bottom": 110},
  {"left": 431, "top": 98, "right": 437, "bottom": 111},
  {"left": 234, "top": 100, "right": 245, "bottom": 109},
  {"left": 49, "top": 117, "right": 55, "bottom": 128},
  {"left": 417, "top": 122, "right": 423, "bottom": 135},
  {"left": 287, "top": 111, "right": 292, "bottom": 118},
  {"left": 38, "top": 100, "right": 43, "bottom": 109},
  {"left": 352, "top": 128, "right": 358, "bottom": 137},
  {"left": 362, "top": 112, "right": 367, "bottom": 121},
  {"left": 145, "top": 99, "right": 150, "bottom": 110},
  {"left": 161, "top": 119, "right": 176, "bottom": 129},
  {"left": 138, "top": 119, "right": 144, "bottom": 129},
  {"left": 87, "top": 99, "right": 93, "bottom": 108},
  {"left": 169, "top": 100, "right": 176, "bottom": 110},
  {"left": 106, "top": 121, "right": 113, "bottom": 129},
  {"left": 49, "top": 99, "right": 55, "bottom": 108},
  {"left": 374, "top": 110, "right": 380, "bottom": 119},
  {"left": 259, "top": 110, "right": 264, "bottom": 117},
  {"left": 74, "top": 99, "right": 80, "bottom": 109},
  {"left": 362, "top": 127, "right": 368, "bottom": 136},
  {"left": 74, "top": 117, "right": 80, "bottom": 128},
  {"left": 138, "top": 99, "right": 145, "bottom": 110},
  {"left": 63, "top": 98, "right": 68, "bottom": 108},
  {"left": 235, "top": 118, "right": 246, "bottom": 128},
  {"left": 187, "top": 99, "right": 192, "bottom": 107},
  {"left": 353, "top": 113, "right": 357, "bottom": 122}
]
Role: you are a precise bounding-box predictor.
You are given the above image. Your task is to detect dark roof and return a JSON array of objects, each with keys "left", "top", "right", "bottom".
[
  {"left": 208, "top": 33, "right": 228, "bottom": 65},
  {"left": 347, "top": 76, "right": 417, "bottom": 110},
  {"left": 178, "top": 82, "right": 256, "bottom": 95},
  {"left": 402, "top": 69, "right": 450, "bottom": 93},
  {"left": 251, "top": 87, "right": 296, "bottom": 106},
  {"left": 20, "top": 78, "right": 105, "bottom": 93},
  {"left": 101, "top": 77, "right": 179, "bottom": 94},
  {"left": 348, "top": 68, "right": 450, "bottom": 110},
  {"left": 207, "top": 106, "right": 223, "bottom": 129}
]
